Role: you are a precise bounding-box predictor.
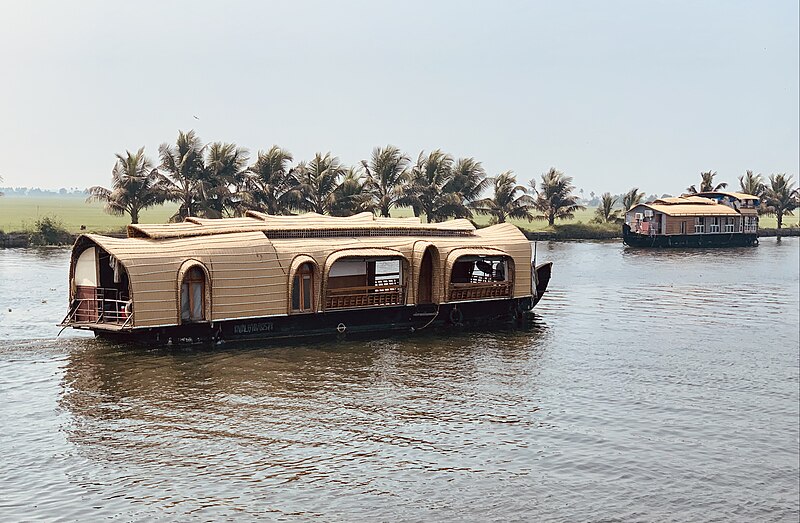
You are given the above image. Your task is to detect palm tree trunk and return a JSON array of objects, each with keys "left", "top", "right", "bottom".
[{"left": 131, "top": 208, "right": 139, "bottom": 224}]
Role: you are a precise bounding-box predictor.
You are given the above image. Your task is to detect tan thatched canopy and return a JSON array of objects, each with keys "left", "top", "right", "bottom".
[{"left": 128, "top": 212, "right": 476, "bottom": 239}]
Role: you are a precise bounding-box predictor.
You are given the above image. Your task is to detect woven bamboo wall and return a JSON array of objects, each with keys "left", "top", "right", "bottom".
[{"left": 86, "top": 231, "right": 286, "bottom": 328}]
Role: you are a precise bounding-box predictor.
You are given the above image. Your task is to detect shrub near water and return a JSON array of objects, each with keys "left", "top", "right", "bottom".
[
  {"left": 29, "top": 216, "right": 73, "bottom": 245},
  {"left": 551, "top": 222, "right": 620, "bottom": 239},
  {"left": 524, "top": 222, "right": 621, "bottom": 240}
]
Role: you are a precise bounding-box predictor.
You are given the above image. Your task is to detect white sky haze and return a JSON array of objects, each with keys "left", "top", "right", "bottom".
[{"left": 0, "top": 0, "right": 797, "bottom": 195}]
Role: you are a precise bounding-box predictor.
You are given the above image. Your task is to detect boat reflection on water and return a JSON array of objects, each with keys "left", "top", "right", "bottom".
[{"left": 59, "top": 320, "right": 551, "bottom": 477}]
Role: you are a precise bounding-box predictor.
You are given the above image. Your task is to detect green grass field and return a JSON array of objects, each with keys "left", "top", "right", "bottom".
[
  {"left": 0, "top": 197, "right": 179, "bottom": 234},
  {"left": 0, "top": 197, "right": 796, "bottom": 234}
]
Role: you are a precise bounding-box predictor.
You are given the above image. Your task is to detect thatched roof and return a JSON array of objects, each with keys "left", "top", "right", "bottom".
[
  {"left": 127, "top": 212, "right": 476, "bottom": 239},
  {"left": 635, "top": 202, "right": 740, "bottom": 217}
]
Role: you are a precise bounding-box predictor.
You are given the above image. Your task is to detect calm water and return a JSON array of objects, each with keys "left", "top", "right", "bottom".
[{"left": 0, "top": 240, "right": 798, "bottom": 522}]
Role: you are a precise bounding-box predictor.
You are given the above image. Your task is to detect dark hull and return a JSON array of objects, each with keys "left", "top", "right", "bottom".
[
  {"left": 623, "top": 225, "right": 758, "bottom": 248},
  {"left": 96, "top": 297, "right": 537, "bottom": 345}
]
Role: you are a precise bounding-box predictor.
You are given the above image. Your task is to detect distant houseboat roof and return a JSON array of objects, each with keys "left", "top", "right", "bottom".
[
  {"left": 693, "top": 191, "right": 760, "bottom": 201},
  {"left": 644, "top": 204, "right": 740, "bottom": 217},
  {"left": 635, "top": 196, "right": 741, "bottom": 217},
  {"left": 652, "top": 196, "right": 717, "bottom": 205},
  {"left": 127, "top": 212, "right": 477, "bottom": 239}
]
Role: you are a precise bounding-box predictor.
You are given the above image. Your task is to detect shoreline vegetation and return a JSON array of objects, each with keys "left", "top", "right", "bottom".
[
  {"left": 2, "top": 225, "right": 797, "bottom": 248},
  {"left": 1, "top": 131, "right": 798, "bottom": 246},
  {"left": 0, "top": 204, "right": 797, "bottom": 248}
]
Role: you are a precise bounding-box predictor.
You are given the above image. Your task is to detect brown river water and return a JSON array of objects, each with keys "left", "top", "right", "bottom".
[{"left": 0, "top": 239, "right": 798, "bottom": 522}]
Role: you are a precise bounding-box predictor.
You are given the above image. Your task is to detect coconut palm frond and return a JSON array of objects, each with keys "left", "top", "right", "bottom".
[
  {"left": 472, "top": 171, "right": 533, "bottom": 223},
  {"left": 763, "top": 174, "right": 800, "bottom": 229},
  {"left": 738, "top": 170, "right": 765, "bottom": 198},
  {"left": 622, "top": 188, "right": 645, "bottom": 211},
  {"left": 593, "top": 192, "right": 623, "bottom": 223},
  {"left": 531, "top": 168, "right": 585, "bottom": 226},
  {"left": 88, "top": 147, "right": 165, "bottom": 224},
  {"left": 365, "top": 145, "right": 410, "bottom": 217}
]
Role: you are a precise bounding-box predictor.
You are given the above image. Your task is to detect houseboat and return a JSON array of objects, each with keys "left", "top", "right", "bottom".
[
  {"left": 60, "top": 212, "right": 553, "bottom": 343},
  {"left": 623, "top": 192, "right": 760, "bottom": 247}
]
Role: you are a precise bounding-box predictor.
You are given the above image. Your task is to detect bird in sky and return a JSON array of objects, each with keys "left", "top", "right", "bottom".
[{"left": 193, "top": 115, "right": 200, "bottom": 120}]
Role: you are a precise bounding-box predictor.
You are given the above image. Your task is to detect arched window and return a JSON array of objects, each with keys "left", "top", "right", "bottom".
[
  {"left": 181, "top": 267, "right": 206, "bottom": 322},
  {"left": 291, "top": 263, "right": 315, "bottom": 312}
]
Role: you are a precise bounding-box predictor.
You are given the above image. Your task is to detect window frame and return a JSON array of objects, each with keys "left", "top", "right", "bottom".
[
  {"left": 179, "top": 264, "right": 209, "bottom": 323},
  {"left": 324, "top": 255, "right": 407, "bottom": 310},
  {"left": 694, "top": 217, "right": 705, "bottom": 234},
  {"left": 291, "top": 262, "right": 316, "bottom": 313},
  {"left": 447, "top": 254, "right": 514, "bottom": 302}
]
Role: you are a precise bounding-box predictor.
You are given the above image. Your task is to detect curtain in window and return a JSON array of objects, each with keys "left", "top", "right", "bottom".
[
  {"left": 191, "top": 282, "right": 203, "bottom": 320},
  {"left": 181, "top": 282, "right": 190, "bottom": 320}
]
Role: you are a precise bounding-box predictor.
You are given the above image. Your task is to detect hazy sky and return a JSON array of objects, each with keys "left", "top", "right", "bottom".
[{"left": 0, "top": 0, "right": 797, "bottom": 195}]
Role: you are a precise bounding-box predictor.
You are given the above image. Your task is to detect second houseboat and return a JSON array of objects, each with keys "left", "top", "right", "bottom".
[{"left": 623, "top": 192, "right": 760, "bottom": 247}]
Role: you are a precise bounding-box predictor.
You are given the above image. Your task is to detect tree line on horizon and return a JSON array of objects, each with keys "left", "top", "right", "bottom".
[
  {"left": 87, "top": 130, "right": 586, "bottom": 227},
  {"left": 86, "top": 131, "right": 799, "bottom": 229}
]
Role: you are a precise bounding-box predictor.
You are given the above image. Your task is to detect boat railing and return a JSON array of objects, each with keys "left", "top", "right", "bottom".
[
  {"left": 63, "top": 287, "right": 133, "bottom": 327},
  {"left": 326, "top": 283, "right": 406, "bottom": 309},
  {"left": 631, "top": 223, "right": 660, "bottom": 236},
  {"left": 449, "top": 281, "right": 512, "bottom": 301}
]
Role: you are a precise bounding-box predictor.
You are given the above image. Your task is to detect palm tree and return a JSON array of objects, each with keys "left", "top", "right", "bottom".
[
  {"left": 444, "top": 157, "right": 490, "bottom": 219},
  {"left": 686, "top": 170, "right": 727, "bottom": 194},
  {"left": 531, "top": 168, "right": 585, "bottom": 226},
  {"left": 763, "top": 174, "right": 799, "bottom": 230},
  {"left": 246, "top": 146, "right": 299, "bottom": 215},
  {"left": 403, "top": 150, "right": 463, "bottom": 222},
  {"left": 87, "top": 147, "right": 168, "bottom": 224},
  {"left": 0, "top": 175, "right": 4, "bottom": 197},
  {"left": 362, "top": 145, "right": 409, "bottom": 217},
  {"left": 158, "top": 130, "right": 206, "bottom": 221},
  {"left": 622, "top": 187, "right": 645, "bottom": 211},
  {"left": 738, "top": 170, "right": 765, "bottom": 198},
  {"left": 330, "top": 167, "right": 375, "bottom": 217},
  {"left": 295, "top": 152, "right": 348, "bottom": 215},
  {"left": 198, "top": 142, "right": 249, "bottom": 218},
  {"left": 472, "top": 171, "right": 534, "bottom": 223},
  {"left": 593, "top": 193, "right": 623, "bottom": 223}
]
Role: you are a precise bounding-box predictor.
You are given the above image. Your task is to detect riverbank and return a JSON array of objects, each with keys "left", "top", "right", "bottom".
[
  {"left": 523, "top": 225, "right": 800, "bottom": 241},
  {"left": 0, "top": 228, "right": 126, "bottom": 248},
  {"left": 2, "top": 196, "right": 797, "bottom": 234},
  {"left": 2, "top": 225, "right": 798, "bottom": 247}
]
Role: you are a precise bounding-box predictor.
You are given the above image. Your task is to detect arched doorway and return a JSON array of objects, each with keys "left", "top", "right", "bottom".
[
  {"left": 181, "top": 266, "right": 206, "bottom": 322},
  {"left": 291, "top": 262, "right": 315, "bottom": 312},
  {"left": 417, "top": 247, "right": 434, "bottom": 304}
]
